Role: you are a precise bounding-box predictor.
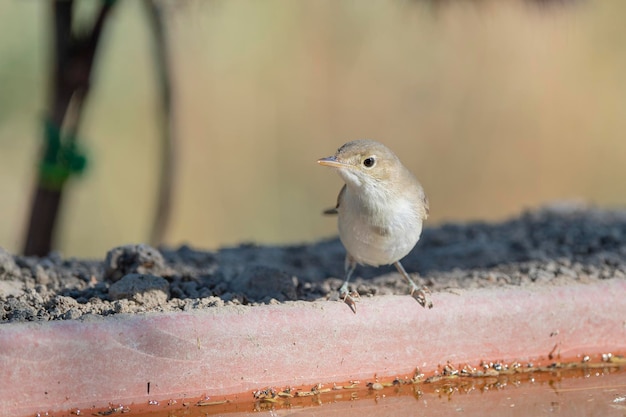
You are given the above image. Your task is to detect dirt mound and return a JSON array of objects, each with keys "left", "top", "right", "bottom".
[{"left": 1, "top": 203, "right": 625, "bottom": 323}]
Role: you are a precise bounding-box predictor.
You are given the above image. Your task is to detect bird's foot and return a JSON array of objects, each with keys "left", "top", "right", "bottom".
[
  {"left": 339, "top": 283, "right": 359, "bottom": 314},
  {"left": 410, "top": 284, "right": 433, "bottom": 309}
]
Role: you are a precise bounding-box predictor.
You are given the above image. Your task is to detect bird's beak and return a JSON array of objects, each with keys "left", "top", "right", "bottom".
[{"left": 317, "top": 156, "right": 350, "bottom": 169}]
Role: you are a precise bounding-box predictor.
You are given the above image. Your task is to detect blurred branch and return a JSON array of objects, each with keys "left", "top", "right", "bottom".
[
  {"left": 23, "top": 0, "right": 117, "bottom": 256},
  {"left": 144, "top": 0, "right": 176, "bottom": 247}
]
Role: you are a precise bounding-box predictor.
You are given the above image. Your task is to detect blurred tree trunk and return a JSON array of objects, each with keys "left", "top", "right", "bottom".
[
  {"left": 23, "top": 0, "right": 116, "bottom": 256},
  {"left": 144, "top": 0, "right": 175, "bottom": 247}
]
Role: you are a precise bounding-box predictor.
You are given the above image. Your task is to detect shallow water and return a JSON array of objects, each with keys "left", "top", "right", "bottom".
[{"left": 73, "top": 366, "right": 626, "bottom": 417}]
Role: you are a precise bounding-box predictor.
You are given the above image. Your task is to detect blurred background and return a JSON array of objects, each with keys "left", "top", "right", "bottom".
[{"left": 1, "top": 0, "right": 626, "bottom": 258}]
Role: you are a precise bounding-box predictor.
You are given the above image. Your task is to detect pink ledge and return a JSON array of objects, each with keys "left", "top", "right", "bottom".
[{"left": 1, "top": 279, "right": 626, "bottom": 417}]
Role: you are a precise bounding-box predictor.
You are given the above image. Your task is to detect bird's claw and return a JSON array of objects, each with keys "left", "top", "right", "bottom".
[
  {"left": 342, "top": 292, "right": 358, "bottom": 313},
  {"left": 410, "top": 284, "right": 433, "bottom": 309},
  {"left": 339, "top": 284, "right": 359, "bottom": 313}
]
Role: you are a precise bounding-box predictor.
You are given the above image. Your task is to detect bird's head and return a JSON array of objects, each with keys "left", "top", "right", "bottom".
[{"left": 317, "top": 139, "right": 401, "bottom": 189}]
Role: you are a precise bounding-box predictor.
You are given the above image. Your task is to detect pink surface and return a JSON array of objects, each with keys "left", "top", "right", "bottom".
[{"left": 1, "top": 279, "right": 626, "bottom": 416}]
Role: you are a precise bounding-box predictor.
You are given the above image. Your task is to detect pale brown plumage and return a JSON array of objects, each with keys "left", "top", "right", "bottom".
[{"left": 318, "top": 139, "right": 432, "bottom": 312}]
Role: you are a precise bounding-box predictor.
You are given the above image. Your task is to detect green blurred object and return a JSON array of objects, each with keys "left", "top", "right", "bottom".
[{"left": 39, "top": 118, "right": 88, "bottom": 191}]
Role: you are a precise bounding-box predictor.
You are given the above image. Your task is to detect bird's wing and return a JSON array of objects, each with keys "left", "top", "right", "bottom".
[
  {"left": 323, "top": 184, "right": 345, "bottom": 216},
  {"left": 421, "top": 190, "right": 430, "bottom": 219}
]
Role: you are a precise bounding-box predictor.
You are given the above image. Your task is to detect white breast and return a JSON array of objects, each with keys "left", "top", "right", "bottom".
[{"left": 337, "top": 186, "right": 423, "bottom": 267}]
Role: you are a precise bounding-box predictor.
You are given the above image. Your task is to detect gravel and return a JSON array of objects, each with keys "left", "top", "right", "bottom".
[{"left": 1, "top": 203, "right": 625, "bottom": 323}]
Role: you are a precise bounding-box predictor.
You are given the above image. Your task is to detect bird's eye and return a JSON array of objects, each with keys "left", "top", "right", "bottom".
[{"left": 362, "top": 157, "right": 376, "bottom": 168}]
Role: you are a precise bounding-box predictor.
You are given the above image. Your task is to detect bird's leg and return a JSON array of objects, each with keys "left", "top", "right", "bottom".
[
  {"left": 394, "top": 261, "right": 433, "bottom": 309},
  {"left": 339, "top": 254, "right": 356, "bottom": 294},
  {"left": 340, "top": 254, "right": 358, "bottom": 313}
]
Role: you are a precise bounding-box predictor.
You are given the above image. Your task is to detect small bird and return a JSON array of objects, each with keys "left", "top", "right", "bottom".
[{"left": 318, "top": 139, "right": 433, "bottom": 312}]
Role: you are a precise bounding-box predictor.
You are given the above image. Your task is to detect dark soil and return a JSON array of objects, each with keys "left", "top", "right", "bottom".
[{"left": 1, "top": 203, "right": 625, "bottom": 323}]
